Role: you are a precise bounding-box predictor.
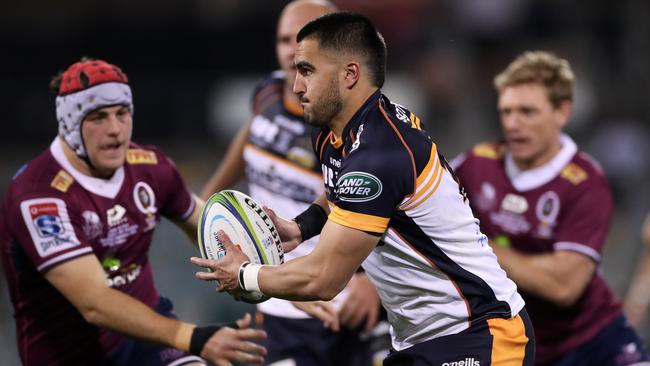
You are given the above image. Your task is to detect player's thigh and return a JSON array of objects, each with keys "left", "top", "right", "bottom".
[{"left": 384, "top": 310, "right": 534, "bottom": 366}]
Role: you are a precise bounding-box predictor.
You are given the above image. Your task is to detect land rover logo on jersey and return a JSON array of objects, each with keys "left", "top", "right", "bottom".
[
  {"left": 133, "top": 182, "right": 157, "bottom": 215},
  {"left": 335, "top": 172, "right": 382, "bottom": 202}
]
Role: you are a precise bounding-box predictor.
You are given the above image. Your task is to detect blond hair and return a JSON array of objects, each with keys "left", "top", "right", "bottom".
[{"left": 494, "top": 51, "right": 575, "bottom": 107}]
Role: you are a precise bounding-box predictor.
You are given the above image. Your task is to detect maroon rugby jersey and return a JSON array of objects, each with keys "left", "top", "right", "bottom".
[
  {"left": 0, "top": 138, "right": 194, "bottom": 365},
  {"left": 452, "top": 135, "right": 621, "bottom": 364}
]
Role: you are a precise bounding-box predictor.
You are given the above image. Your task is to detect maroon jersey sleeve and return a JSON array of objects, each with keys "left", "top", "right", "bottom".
[
  {"left": 149, "top": 148, "right": 195, "bottom": 221},
  {"left": 9, "top": 193, "right": 93, "bottom": 273},
  {"left": 552, "top": 175, "right": 613, "bottom": 262}
]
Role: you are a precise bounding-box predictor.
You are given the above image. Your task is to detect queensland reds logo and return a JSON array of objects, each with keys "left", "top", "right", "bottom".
[
  {"left": 133, "top": 182, "right": 157, "bottom": 215},
  {"left": 535, "top": 191, "right": 560, "bottom": 238}
]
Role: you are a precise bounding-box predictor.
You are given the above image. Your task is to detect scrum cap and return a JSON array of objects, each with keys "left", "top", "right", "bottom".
[{"left": 55, "top": 60, "right": 133, "bottom": 158}]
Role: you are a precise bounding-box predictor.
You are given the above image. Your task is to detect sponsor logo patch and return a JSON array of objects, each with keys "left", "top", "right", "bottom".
[
  {"left": 20, "top": 198, "right": 80, "bottom": 257},
  {"left": 107, "top": 204, "right": 127, "bottom": 227},
  {"left": 335, "top": 171, "right": 383, "bottom": 202},
  {"left": 81, "top": 210, "right": 103, "bottom": 240},
  {"left": 50, "top": 170, "right": 74, "bottom": 193},
  {"left": 500, "top": 193, "right": 529, "bottom": 214},
  {"left": 561, "top": 163, "right": 587, "bottom": 185},
  {"left": 106, "top": 263, "right": 142, "bottom": 288},
  {"left": 473, "top": 143, "right": 504, "bottom": 160},
  {"left": 126, "top": 149, "right": 158, "bottom": 165}
]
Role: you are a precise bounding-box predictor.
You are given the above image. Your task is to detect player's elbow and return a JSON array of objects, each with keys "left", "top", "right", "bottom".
[
  {"left": 78, "top": 303, "right": 105, "bottom": 326},
  {"left": 550, "top": 286, "right": 583, "bottom": 308},
  {"left": 74, "top": 292, "right": 110, "bottom": 326},
  {"left": 305, "top": 279, "right": 344, "bottom": 301}
]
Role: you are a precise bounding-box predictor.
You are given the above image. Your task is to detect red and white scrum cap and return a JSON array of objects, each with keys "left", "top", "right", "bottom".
[{"left": 55, "top": 59, "right": 133, "bottom": 158}]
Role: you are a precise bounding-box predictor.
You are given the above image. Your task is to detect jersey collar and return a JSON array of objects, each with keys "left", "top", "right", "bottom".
[
  {"left": 50, "top": 137, "right": 125, "bottom": 199},
  {"left": 505, "top": 133, "right": 578, "bottom": 191},
  {"left": 339, "top": 89, "right": 382, "bottom": 145}
]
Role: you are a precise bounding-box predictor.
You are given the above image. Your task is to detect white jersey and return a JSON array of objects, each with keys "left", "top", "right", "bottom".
[{"left": 316, "top": 91, "right": 525, "bottom": 350}]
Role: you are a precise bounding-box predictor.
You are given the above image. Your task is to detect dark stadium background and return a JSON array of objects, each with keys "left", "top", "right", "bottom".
[{"left": 1, "top": 0, "right": 649, "bottom": 363}]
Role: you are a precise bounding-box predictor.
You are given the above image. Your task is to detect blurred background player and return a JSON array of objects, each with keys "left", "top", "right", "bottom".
[
  {"left": 200, "top": 1, "right": 387, "bottom": 365},
  {"left": 0, "top": 58, "right": 266, "bottom": 366},
  {"left": 452, "top": 51, "right": 649, "bottom": 365},
  {"left": 624, "top": 210, "right": 650, "bottom": 333}
]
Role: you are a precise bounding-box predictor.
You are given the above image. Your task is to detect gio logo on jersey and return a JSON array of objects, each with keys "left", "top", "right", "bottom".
[{"left": 335, "top": 171, "right": 383, "bottom": 202}]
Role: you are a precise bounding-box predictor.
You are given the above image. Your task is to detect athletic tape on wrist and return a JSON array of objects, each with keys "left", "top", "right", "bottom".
[
  {"left": 238, "top": 261, "right": 250, "bottom": 290},
  {"left": 240, "top": 263, "right": 263, "bottom": 293},
  {"left": 294, "top": 203, "right": 328, "bottom": 241}
]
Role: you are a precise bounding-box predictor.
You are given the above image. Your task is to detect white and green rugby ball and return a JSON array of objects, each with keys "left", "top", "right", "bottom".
[{"left": 198, "top": 190, "right": 284, "bottom": 303}]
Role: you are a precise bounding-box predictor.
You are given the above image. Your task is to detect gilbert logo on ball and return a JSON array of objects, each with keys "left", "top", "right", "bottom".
[{"left": 197, "top": 190, "right": 284, "bottom": 303}]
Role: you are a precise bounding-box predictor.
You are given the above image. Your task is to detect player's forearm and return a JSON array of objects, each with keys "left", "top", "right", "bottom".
[
  {"left": 81, "top": 287, "right": 194, "bottom": 351},
  {"left": 624, "top": 247, "right": 650, "bottom": 327},
  {"left": 177, "top": 195, "right": 205, "bottom": 245},
  {"left": 258, "top": 256, "right": 348, "bottom": 301},
  {"left": 256, "top": 221, "right": 374, "bottom": 301},
  {"left": 492, "top": 246, "right": 583, "bottom": 306}
]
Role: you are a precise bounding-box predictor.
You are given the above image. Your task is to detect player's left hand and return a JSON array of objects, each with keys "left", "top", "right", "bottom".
[
  {"left": 339, "top": 272, "right": 380, "bottom": 331},
  {"left": 191, "top": 230, "right": 250, "bottom": 294},
  {"left": 199, "top": 313, "right": 268, "bottom": 366}
]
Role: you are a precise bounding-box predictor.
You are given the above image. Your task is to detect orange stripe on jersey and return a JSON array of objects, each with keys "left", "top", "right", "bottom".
[
  {"left": 400, "top": 146, "right": 443, "bottom": 211},
  {"left": 388, "top": 227, "right": 472, "bottom": 326},
  {"left": 329, "top": 204, "right": 389, "bottom": 234},
  {"left": 487, "top": 315, "right": 528, "bottom": 365},
  {"left": 244, "top": 143, "right": 322, "bottom": 179},
  {"left": 329, "top": 131, "right": 344, "bottom": 148},
  {"left": 378, "top": 101, "right": 417, "bottom": 199},
  {"left": 408, "top": 112, "right": 422, "bottom": 130}
]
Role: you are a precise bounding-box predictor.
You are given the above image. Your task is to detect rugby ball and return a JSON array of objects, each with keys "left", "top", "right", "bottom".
[{"left": 198, "top": 190, "right": 284, "bottom": 303}]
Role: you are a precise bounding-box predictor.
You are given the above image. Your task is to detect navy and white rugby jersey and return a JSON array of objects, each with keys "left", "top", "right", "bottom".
[{"left": 315, "top": 90, "right": 525, "bottom": 351}]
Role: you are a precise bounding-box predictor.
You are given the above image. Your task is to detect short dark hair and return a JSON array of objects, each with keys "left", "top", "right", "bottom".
[{"left": 297, "top": 11, "right": 386, "bottom": 87}]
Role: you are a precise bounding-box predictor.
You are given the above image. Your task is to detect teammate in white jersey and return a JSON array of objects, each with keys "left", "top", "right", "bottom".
[{"left": 193, "top": 12, "right": 534, "bottom": 365}]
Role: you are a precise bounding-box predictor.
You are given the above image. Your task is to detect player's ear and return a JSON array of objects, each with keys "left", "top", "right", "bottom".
[
  {"left": 342, "top": 61, "right": 360, "bottom": 89},
  {"left": 555, "top": 100, "right": 572, "bottom": 129}
]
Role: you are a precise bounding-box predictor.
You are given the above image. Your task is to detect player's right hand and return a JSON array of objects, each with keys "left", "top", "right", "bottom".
[
  {"left": 263, "top": 206, "right": 302, "bottom": 252},
  {"left": 200, "top": 313, "right": 267, "bottom": 366}
]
